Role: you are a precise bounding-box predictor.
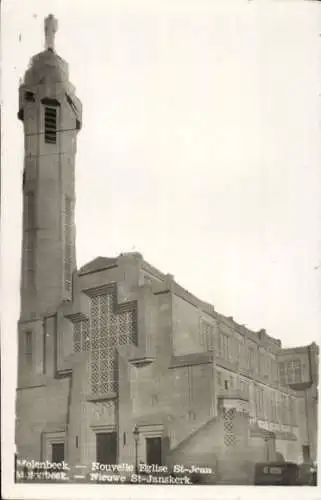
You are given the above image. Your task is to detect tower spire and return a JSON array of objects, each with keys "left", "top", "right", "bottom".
[{"left": 44, "top": 14, "right": 58, "bottom": 51}]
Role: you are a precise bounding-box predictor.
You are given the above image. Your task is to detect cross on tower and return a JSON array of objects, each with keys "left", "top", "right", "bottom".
[
  {"left": 44, "top": 14, "right": 58, "bottom": 51},
  {"left": 73, "top": 289, "right": 137, "bottom": 395}
]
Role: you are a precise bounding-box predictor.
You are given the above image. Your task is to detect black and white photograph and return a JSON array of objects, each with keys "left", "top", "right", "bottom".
[{"left": 1, "top": 0, "right": 321, "bottom": 498}]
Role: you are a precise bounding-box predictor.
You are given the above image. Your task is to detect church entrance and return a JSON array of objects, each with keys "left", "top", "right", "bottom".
[
  {"left": 146, "top": 437, "right": 162, "bottom": 466},
  {"left": 51, "top": 442, "right": 65, "bottom": 463},
  {"left": 96, "top": 432, "right": 117, "bottom": 465}
]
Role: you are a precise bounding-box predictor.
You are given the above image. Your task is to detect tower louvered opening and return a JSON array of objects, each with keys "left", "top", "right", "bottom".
[{"left": 44, "top": 106, "right": 57, "bottom": 144}]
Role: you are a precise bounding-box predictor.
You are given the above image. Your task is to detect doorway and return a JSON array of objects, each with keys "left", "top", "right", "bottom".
[
  {"left": 51, "top": 442, "right": 65, "bottom": 463},
  {"left": 96, "top": 432, "right": 117, "bottom": 465},
  {"left": 146, "top": 437, "right": 162, "bottom": 466}
]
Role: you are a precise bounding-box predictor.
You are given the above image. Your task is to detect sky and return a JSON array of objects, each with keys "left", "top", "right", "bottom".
[{"left": 2, "top": 0, "right": 321, "bottom": 361}]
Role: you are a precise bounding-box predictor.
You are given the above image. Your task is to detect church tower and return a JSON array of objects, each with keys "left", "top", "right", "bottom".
[
  {"left": 17, "top": 15, "right": 82, "bottom": 386},
  {"left": 18, "top": 15, "right": 82, "bottom": 320}
]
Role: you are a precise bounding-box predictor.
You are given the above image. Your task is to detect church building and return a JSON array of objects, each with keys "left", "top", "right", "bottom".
[{"left": 15, "top": 15, "right": 318, "bottom": 484}]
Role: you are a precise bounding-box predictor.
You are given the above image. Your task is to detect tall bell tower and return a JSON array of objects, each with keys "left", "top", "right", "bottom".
[
  {"left": 17, "top": 15, "right": 82, "bottom": 389},
  {"left": 18, "top": 14, "right": 82, "bottom": 321}
]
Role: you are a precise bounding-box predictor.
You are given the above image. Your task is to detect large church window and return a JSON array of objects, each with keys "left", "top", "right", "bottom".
[
  {"left": 64, "top": 196, "right": 73, "bottom": 294},
  {"left": 44, "top": 106, "right": 57, "bottom": 144},
  {"left": 73, "top": 290, "right": 137, "bottom": 397},
  {"left": 91, "top": 294, "right": 118, "bottom": 395}
]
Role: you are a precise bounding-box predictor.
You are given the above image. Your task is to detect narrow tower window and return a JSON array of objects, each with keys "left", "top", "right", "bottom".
[
  {"left": 25, "top": 331, "right": 32, "bottom": 364},
  {"left": 43, "top": 318, "right": 47, "bottom": 374},
  {"left": 64, "top": 196, "right": 73, "bottom": 294},
  {"left": 24, "top": 192, "right": 35, "bottom": 288},
  {"left": 44, "top": 106, "right": 57, "bottom": 144}
]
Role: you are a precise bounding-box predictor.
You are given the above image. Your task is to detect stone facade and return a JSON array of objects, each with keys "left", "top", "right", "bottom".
[
  {"left": 277, "top": 344, "right": 318, "bottom": 462},
  {"left": 15, "top": 16, "right": 318, "bottom": 484}
]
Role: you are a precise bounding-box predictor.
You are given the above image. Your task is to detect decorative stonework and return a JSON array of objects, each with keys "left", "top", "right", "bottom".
[
  {"left": 91, "top": 400, "right": 115, "bottom": 424},
  {"left": 74, "top": 320, "right": 90, "bottom": 353},
  {"left": 73, "top": 287, "right": 137, "bottom": 396},
  {"left": 223, "top": 408, "right": 237, "bottom": 448}
]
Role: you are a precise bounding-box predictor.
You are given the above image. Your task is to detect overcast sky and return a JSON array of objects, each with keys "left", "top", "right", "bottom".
[{"left": 2, "top": 0, "right": 321, "bottom": 362}]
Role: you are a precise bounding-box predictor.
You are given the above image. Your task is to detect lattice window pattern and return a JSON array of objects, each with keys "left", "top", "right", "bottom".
[
  {"left": 223, "top": 408, "right": 236, "bottom": 447},
  {"left": 93, "top": 400, "right": 115, "bottom": 420},
  {"left": 73, "top": 291, "right": 137, "bottom": 396},
  {"left": 74, "top": 320, "right": 90, "bottom": 353}
]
